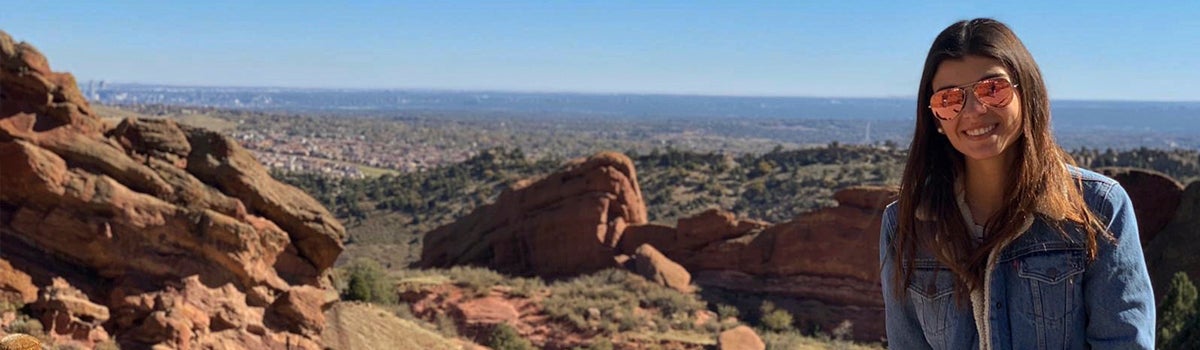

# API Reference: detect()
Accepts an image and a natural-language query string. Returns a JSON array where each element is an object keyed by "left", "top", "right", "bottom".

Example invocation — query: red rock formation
[
  {"left": 633, "top": 244, "right": 693, "bottom": 293},
  {"left": 717, "top": 325, "right": 765, "bottom": 350},
  {"left": 30, "top": 278, "right": 110, "bottom": 348},
  {"left": 676, "top": 186, "right": 896, "bottom": 342},
  {"left": 0, "top": 31, "right": 344, "bottom": 349},
  {"left": 419, "top": 152, "right": 647, "bottom": 277},
  {"left": 0, "top": 259, "right": 36, "bottom": 305},
  {"left": 620, "top": 211, "right": 771, "bottom": 274},
  {"left": 1097, "top": 167, "right": 1184, "bottom": 246},
  {"left": 420, "top": 147, "right": 898, "bottom": 341},
  {"left": 1144, "top": 180, "right": 1200, "bottom": 302}
]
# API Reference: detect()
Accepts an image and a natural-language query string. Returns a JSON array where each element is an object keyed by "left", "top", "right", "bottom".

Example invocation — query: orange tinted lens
[
  {"left": 974, "top": 79, "right": 1014, "bottom": 107},
  {"left": 930, "top": 88, "right": 965, "bottom": 120}
]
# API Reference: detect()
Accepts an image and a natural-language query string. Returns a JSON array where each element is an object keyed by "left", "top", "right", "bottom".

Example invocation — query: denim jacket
[{"left": 879, "top": 167, "right": 1155, "bottom": 349}]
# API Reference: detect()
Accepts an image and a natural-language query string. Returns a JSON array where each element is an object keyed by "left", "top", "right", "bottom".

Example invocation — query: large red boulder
[
  {"left": 1097, "top": 167, "right": 1185, "bottom": 246},
  {"left": 419, "top": 152, "right": 647, "bottom": 277},
  {"left": 718, "top": 325, "right": 765, "bottom": 350},
  {"left": 633, "top": 244, "right": 693, "bottom": 293}
]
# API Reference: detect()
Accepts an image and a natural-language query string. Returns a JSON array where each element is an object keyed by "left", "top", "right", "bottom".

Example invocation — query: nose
[{"left": 960, "top": 92, "right": 988, "bottom": 117}]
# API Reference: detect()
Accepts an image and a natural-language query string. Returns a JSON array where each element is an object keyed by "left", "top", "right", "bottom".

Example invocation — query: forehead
[{"left": 931, "top": 55, "right": 1011, "bottom": 90}]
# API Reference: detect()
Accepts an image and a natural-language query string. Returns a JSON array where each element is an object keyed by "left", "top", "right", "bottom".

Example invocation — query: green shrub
[
  {"left": 446, "top": 266, "right": 505, "bottom": 297},
  {"left": 487, "top": 323, "right": 534, "bottom": 350},
  {"left": 760, "top": 330, "right": 807, "bottom": 350},
  {"left": 1159, "top": 272, "right": 1199, "bottom": 348},
  {"left": 759, "top": 301, "right": 794, "bottom": 333},
  {"left": 4, "top": 315, "right": 44, "bottom": 336},
  {"left": 702, "top": 318, "right": 723, "bottom": 333},
  {"left": 0, "top": 300, "right": 22, "bottom": 313},
  {"left": 716, "top": 304, "right": 740, "bottom": 320},
  {"left": 1168, "top": 314, "right": 1200, "bottom": 350},
  {"left": 508, "top": 276, "right": 546, "bottom": 298},
  {"left": 341, "top": 259, "right": 396, "bottom": 304}
]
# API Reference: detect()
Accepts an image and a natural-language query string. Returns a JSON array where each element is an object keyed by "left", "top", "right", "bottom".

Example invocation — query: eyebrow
[{"left": 933, "top": 73, "right": 1009, "bottom": 92}]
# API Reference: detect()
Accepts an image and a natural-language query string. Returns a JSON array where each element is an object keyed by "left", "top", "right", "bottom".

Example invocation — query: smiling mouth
[{"left": 964, "top": 124, "right": 997, "bottom": 137}]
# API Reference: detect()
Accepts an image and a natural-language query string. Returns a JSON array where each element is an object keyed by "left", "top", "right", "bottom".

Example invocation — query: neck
[{"left": 963, "top": 151, "right": 1015, "bottom": 225}]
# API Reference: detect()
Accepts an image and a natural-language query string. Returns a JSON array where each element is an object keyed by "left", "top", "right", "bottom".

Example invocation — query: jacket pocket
[
  {"left": 1014, "top": 248, "right": 1085, "bottom": 349},
  {"left": 907, "top": 260, "right": 958, "bottom": 337}
]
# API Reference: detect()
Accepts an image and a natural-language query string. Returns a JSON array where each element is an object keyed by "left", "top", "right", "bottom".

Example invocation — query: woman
[{"left": 879, "top": 18, "right": 1155, "bottom": 349}]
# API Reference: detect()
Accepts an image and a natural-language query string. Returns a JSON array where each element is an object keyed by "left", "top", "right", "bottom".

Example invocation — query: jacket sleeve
[
  {"left": 880, "top": 203, "right": 933, "bottom": 349},
  {"left": 1084, "top": 183, "right": 1156, "bottom": 349}
]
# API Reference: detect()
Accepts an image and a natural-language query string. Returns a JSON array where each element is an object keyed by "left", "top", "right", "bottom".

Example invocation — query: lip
[{"left": 960, "top": 123, "right": 999, "bottom": 139}]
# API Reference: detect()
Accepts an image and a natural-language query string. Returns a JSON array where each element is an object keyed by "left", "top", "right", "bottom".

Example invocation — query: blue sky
[{"left": 3, "top": 1, "right": 1198, "bottom": 101}]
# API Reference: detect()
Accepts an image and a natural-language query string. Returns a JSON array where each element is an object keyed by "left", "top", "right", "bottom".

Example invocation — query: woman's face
[{"left": 930, "top": 55, "right": 1023, "bottom": 162}]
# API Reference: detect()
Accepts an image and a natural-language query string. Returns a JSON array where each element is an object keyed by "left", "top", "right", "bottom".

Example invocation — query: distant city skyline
[{"left": 3, "top": 1, "right": 1199, "bottom": 101}]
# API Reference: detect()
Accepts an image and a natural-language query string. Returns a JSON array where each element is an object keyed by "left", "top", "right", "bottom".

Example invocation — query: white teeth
[{"left": 965, "top": 124, "right": 996, "bottom": 136}]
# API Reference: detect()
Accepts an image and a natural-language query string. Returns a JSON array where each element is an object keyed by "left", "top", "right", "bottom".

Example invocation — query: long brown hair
[{"left": 892, "top": 18, "right": 1110, "bottom": 301}]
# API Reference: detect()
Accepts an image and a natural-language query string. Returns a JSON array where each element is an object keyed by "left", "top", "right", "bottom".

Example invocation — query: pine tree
[{"left": 1159, "top": 272, "right": 1198, "bottom": 349}]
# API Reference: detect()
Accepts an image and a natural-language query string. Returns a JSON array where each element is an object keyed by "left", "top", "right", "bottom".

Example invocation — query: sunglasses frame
[{"left": 928, "top": 77, "right": 1019, "bottom": 121}]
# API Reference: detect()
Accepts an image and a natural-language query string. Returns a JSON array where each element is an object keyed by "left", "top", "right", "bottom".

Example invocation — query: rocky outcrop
[
  {"left": 29, "top": 278, "right": 110, "bottom": 348},
  {"left": 1144, "top": 180, "right": 1200, "bottom": 301},
  {"left": 0, "top": 260, "right": 36, "bottom": 305},
  {"left": 1097, "top": 167, "right": 1184, "bottom": 246},
  {"left": 620, "top": 187, "right": 895, "bottom": 340},
  {"left": 681, "top": 186, "right": 896, "bottom": 341},
  {"left": 0, "top": 31, "right": 344, "bottom": 349},
  {"left": 419, "top": 145, "right": 898, "bottom": 341},
  {"left": 419, "top": 152, "right": 647, "bottom": 277}
]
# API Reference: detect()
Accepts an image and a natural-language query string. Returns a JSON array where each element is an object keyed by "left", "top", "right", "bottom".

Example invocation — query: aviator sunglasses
[{"left": 928, "top": 77, "right": 1018, "bottom": 121}]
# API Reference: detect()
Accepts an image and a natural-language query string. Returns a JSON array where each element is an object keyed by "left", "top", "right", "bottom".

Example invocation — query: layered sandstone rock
[
  {"left": 1144, "top": 180, "right": 1200, "bottom": 301},
  {"left": 683, "top": 186, "right": 896, "bottom": 341},
  {"left": 1097, "top": 167, "right": 1184, "bottom": 246},
  {"left": 30, "top": 278, "right": 110, "bottom": 348},
  {"left": 419, "top": 152, "right": 647, "bottom": 277},
  {"left": 421, "top": 151, "right": 897, "bottom": 341},
  {"left": 0, "top": 31, "right": 344, "bottom": 349}
]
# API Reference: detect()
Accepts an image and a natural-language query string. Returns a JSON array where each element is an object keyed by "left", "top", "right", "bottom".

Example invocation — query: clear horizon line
[{"left": 85, "top": 80, "right": 1200, "bottom": 104}]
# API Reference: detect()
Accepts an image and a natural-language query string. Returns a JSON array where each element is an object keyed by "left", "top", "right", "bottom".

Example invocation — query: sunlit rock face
[
  {"left": 0, "top": 30, "right": 345, "bottom": 349},
  {"left": 419, "top": 151, "right": 647, "bottom": 277}
]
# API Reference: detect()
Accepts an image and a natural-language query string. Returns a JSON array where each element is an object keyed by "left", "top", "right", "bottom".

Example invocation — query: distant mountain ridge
[{"left": 85, "top": 83, "right": 1200, "bottom": 130}]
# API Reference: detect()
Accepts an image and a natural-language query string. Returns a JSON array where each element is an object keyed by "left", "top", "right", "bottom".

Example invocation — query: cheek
[
  {"left": 936, "top": 119, "right": 952, "bottom": 131},
  {"left": 1004, "top": 104, "right": 1023, "bottom": 129},
  {"left": 1005, "top": 97, "right": 1023, "bottom": 125}
]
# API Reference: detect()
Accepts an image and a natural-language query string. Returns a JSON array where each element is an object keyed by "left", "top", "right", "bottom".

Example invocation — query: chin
[{"left": 958, "top": 142, "right": 1013, "bottom": 161}]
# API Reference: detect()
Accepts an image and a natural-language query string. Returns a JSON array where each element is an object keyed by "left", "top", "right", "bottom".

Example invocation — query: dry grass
[
  {"left": 758, "top": 330, "right": 884, "bottom": 350},
  {"left": 625, "top": 330, "right": 716, "bottom": 345},
  {"left": 322, "top": 301, "right": 462, "bottom": 350}
]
